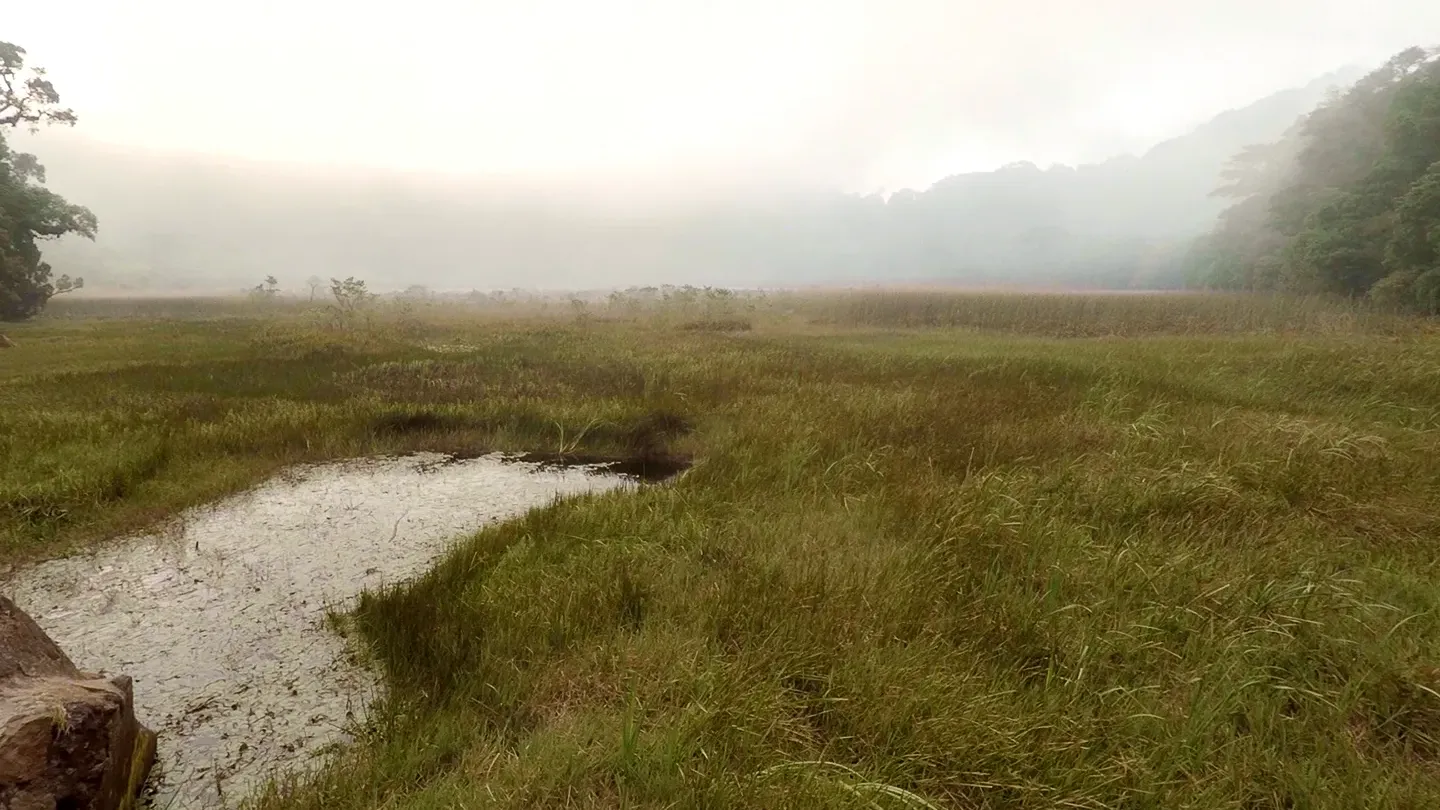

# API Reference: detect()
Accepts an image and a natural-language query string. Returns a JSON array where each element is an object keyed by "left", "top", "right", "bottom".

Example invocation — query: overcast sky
[{"left": 9, "top": 1, "right": 1439, "bottom": 194}]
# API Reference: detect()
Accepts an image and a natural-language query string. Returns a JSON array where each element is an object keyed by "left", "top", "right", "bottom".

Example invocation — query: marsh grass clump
[
  {"left": 5, "top": 292, "right": 1440, "bottom": 808},
  {"left": 623, "top": 410, "right": 694, "bottom": 458}
]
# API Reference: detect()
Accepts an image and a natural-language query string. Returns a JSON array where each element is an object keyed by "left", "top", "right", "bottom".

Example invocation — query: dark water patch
[
  {"left": 370, "top": 409, "right": 470, "bottom": 436},
  {"left": 506, "top": 452, "right": 692, "bottom": 483}
]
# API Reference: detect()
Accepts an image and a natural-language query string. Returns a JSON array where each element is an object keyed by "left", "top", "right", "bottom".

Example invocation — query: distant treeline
[
  {"left": 1189, "top": 46, "right": 1440, "bottom": 312},
  {"left": 28, "top": 66, "right": 1354, "bottom": 295}
]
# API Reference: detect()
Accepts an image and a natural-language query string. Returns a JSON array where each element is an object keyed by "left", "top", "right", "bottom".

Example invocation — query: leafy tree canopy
[
  {"left": 1192, "top": 45, "right": 1440, "bottom": 311},
  {"left": 1, "top": 40, "right": 95, "bottom": 321}
]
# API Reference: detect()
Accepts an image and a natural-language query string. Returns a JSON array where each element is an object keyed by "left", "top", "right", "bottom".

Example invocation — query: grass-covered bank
[{"left": 5, "top": 293, "right": 1440, "bottom": 808}]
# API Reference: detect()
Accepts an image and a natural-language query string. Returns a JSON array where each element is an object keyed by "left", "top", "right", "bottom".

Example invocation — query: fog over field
[{"left": 7, "top": 1, "right": 1439, "bottom": 294}]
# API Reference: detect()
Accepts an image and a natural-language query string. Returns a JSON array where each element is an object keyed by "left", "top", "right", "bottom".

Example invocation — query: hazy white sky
[{"left": 9, "top": 1, "right": 1439, "bottom": 193}]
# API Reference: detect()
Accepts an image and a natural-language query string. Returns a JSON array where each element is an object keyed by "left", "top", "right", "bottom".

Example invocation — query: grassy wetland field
[{"left": 4, "top": 291, "right": 1440, "bottom": 809}]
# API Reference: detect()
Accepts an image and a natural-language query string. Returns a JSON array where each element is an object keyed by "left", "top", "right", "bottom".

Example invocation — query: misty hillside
[
  {"left": 21, "top": 69, "right": 1360, "bottom": 294},
  {"left": 873, "top": 68, "right": 1365, "bottom": 287},
  {"left": 1190, "top": 46, "right": 1440, "bottom": 312}
]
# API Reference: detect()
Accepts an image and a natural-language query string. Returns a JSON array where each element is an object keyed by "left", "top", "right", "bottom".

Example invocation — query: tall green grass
[{"left": 5, "top": 292, "right": 1440, "bottom": 807}]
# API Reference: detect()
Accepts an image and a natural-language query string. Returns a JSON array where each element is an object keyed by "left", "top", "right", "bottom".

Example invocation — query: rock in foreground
[{"left": 0, "top": 594, "right": 155, "bottom": 810}]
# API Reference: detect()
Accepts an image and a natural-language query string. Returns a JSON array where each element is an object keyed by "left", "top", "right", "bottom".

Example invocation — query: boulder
[
  {"left": 0, "top": 593, "right": 80, "bottom": 682},
  {"left": 0, "top": 595, "right": 156, "bottom": 810}
]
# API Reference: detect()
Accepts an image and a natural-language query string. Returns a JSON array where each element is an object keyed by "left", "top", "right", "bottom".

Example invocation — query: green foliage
[
  {"left": 1380, "top": 161, "right": 1440, "bottom": 313},
  {"left": 329, "top": 276, "right": 371, "bottom": 312},
  {"left": 0, "top": 40, "right": 94, "bottom": 321},
  {"left": 0, "top": 41, "right": 75, "bottom": 129},
  {"left": 324, "top": 276, "right": 377, "bottom": 331},
  {"left": 1196, "top": 46, "right": 1440, "bottom": 311}
]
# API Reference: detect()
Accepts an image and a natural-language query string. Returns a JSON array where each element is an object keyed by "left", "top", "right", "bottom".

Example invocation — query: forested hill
[
  {"left": 1189, "top": 46, "right": 1440, "bottom": 312},
  {"left": 22, "top": 69, "right": 1357, "bottom": 293},
  {"left": 866, "top": 68, "right": 1362, "bottom": 288}
]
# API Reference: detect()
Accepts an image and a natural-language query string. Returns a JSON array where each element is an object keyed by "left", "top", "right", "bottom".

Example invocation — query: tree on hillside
[
  {"left": 1194, "top": 45, "right": 1440, "bottom": 310},
  {"left": 1185, "top": 128, "right": 1308, "bottom": 289},
  {"left": 1375, "top": 161, "right": 1440, "bottom": 312},
  {"left": 0, "top": 40, "right": 95, "bottom": 321}
]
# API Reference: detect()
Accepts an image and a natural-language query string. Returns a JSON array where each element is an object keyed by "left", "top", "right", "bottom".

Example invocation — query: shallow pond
[{"left": 4, "top": 452, "right": 632, "bottom": 808}]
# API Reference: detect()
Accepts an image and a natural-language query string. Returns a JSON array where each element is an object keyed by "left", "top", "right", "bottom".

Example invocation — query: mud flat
[{"left": 4, "top": 453, "right": 632, "bottom": 808}]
